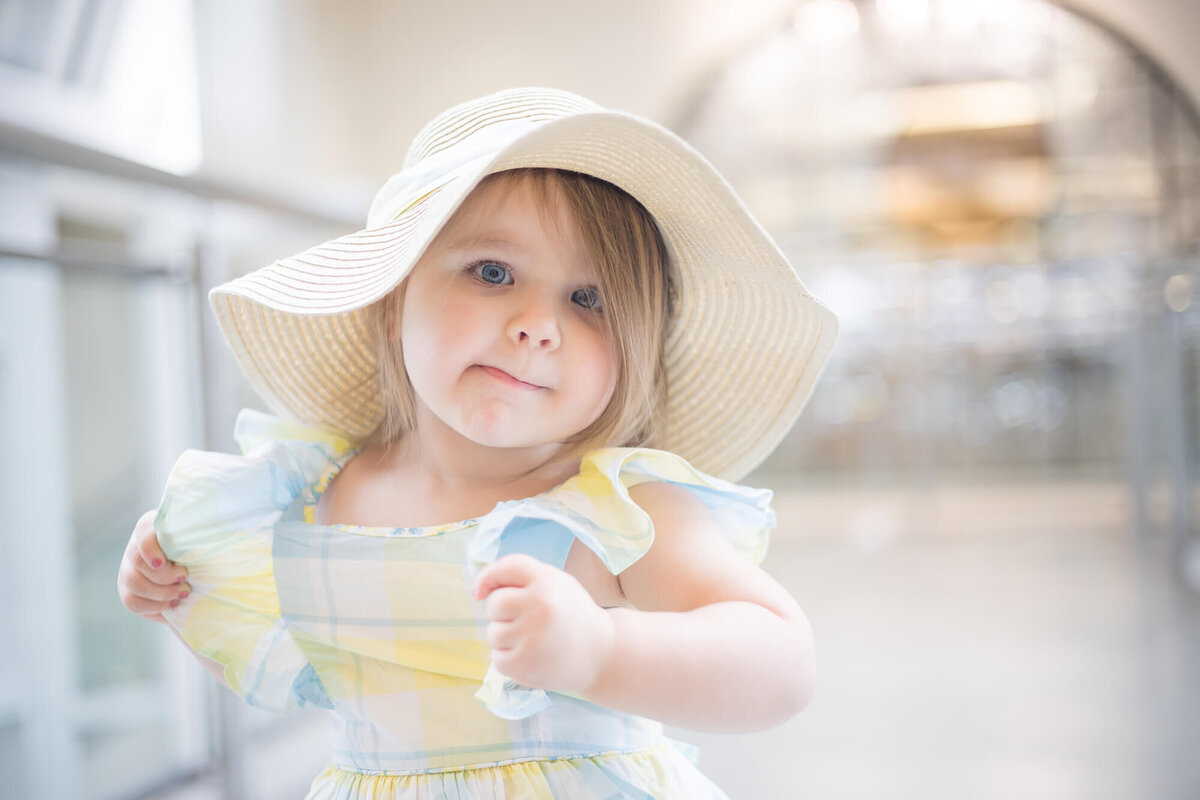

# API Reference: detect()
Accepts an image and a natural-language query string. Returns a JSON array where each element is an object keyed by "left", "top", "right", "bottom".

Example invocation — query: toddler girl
[{"left": 117, "top": 87, "right": 837, "bottom": 799}]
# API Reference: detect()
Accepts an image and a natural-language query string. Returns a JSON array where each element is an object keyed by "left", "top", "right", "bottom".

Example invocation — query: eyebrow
[{"left": 444, "top": 233, "right": 522, "bottom": 253}]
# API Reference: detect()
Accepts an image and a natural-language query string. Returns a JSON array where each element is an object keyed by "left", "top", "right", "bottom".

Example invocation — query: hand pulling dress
[{"left": 156, "top": 409, "right": 777, "bottom": 799}]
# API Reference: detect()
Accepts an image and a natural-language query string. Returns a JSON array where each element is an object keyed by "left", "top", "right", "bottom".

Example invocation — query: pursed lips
[{"left": 477, "top": 364, "right": 546, "bottom": 390}]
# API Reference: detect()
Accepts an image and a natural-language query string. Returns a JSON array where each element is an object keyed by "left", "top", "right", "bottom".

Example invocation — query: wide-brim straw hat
[{"left": 209, "top": 87, "right": 838, "bottom": 482}]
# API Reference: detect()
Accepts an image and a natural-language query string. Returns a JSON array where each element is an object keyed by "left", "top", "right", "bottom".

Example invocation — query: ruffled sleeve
[
  {"left": 154, "top": 409, "right": 356, "bottom": 712},
  {"left": 467, "top": 446, "right": 776, "bottom": 718}
]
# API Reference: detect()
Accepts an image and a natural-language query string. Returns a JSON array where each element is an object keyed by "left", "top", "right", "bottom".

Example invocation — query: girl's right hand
[{"left": 117, "top": 509, "right": 190, "bottom": 624}]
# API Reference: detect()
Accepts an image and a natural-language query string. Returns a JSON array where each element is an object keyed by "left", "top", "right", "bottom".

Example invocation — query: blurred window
[{"left": 685, "top": 0, "right": 1199, "bottom": 494}]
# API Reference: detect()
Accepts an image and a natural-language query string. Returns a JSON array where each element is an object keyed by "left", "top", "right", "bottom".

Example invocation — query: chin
[
  {"left": 452, "top": 421, "right": 545, "bottom": 450},
  {"left": 450, "top": 404, "right": 567, "bottom": 449}
]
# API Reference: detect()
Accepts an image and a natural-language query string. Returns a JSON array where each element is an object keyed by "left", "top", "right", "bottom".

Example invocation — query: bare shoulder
[
  {"left": 314, "top": 447, "right": 387, "bottom": 526},
  {"left": 619, "top": 481, "right": 804, "bottom": 622}
]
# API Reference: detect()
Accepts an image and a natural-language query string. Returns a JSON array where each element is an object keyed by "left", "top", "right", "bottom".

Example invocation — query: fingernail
[
  {"left": 151, "top": 558, "right": 163, "bottom": 569},
  {"left": 178, "top": 590, "right": 189, "bottom": 599},
  {"left": 169, "top": 599, "right": 180, "bottom": 607},
  {"left": 174, "top": 576, "right": 185, "bottom": 584}
]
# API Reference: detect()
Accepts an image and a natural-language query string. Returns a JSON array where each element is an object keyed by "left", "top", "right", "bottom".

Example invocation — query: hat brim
[{"left": 210, "top": 110, "right": 838, "bottom": 481}]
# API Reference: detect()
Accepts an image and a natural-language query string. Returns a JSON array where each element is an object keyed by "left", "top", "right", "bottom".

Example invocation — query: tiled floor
[{"left": 148, "top": 475, "right": 1200, "bottom": 799}]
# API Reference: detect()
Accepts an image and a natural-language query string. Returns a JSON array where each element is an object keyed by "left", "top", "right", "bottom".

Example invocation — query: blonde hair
[{"left": 362, "top": 168, "right": 676, "bottom": 459}]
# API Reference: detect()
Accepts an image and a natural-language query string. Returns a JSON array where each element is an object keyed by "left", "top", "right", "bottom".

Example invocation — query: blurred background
[{"left": 1, "top": 0, "right": 1197, "bottom": 798}]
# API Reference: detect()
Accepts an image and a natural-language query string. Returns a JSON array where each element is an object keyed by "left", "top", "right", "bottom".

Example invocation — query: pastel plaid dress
[{"left": 156, "top": 409, "right": 776, "bottom": 799}]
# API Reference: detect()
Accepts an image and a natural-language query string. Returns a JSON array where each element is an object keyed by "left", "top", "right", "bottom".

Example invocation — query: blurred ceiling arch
[{"left": 664, "top": 0, "right": 1200, "bottom": 139}]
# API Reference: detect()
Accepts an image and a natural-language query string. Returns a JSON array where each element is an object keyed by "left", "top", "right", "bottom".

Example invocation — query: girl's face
[{"left": 399, "top": 177, "right": 619, "bottom": 450}]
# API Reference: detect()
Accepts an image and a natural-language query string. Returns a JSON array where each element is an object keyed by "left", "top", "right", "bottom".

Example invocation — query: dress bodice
[{"left": 155, "top": 408, "right": 776, "bottom": 793}]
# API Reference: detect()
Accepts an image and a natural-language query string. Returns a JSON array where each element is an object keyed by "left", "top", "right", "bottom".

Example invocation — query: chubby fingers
[
  {"left": 118, "top": 510, "right": 189, "bottom": 620},
  {"left": 135, "top": 509, "right": 171, "bottom": 570},
  {"left": 124, "top": 547, "right": 189, "bottom": 597},
  {"left": 472, "top": 553, "right": 545, "bottom": 602},
  {"left": 118, "top": 560, "right": 188, "bottom": 618},
  {"left": 130, "top": 510, "right": 188, "bottom": 585},
  {"left": 474, "top": 555, "right": 546, "bottom": 653},
  {"left": 485, "top": 618, "right": 520, "bottom": 651}
]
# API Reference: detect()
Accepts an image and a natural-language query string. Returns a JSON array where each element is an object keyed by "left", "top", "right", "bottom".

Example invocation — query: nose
[{"left": 507, "top": 295, "right": 561, "bottom": 351}]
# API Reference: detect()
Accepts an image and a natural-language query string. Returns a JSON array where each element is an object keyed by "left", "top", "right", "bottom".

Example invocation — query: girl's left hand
[{"left": 473, "top": 553, "right": 615, "bottom": 694}]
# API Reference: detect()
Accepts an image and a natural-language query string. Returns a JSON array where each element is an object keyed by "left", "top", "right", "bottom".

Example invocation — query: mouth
[{"left": 478, "top": 365, "right": 545, "bottom": 391}]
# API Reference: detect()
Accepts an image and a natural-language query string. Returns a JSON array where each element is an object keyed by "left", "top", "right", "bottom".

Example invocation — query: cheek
[
  {"left": 576, "top": 331, "right": 620, "bottom": 405},
  {"left": 601, "top": 347, "right": 620, "bottom": 398},
  {"left": 402, "top": 293, "right": 475, "bottom": 362},
  {"left": 399, "top": 299, "right": 450, "bottom": 394}
]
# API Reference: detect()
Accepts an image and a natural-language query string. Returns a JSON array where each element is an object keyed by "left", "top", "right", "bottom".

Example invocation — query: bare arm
[
  {"left": 584, "top": 602, "right": 812, "bottom": 732},
  {"left": 580, "top": 483, "right": 815, "bottom": 732}
]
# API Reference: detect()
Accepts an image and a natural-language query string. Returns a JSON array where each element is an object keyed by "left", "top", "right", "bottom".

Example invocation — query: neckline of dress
[{"left": 303, "top": 446, "right": 581, "bottom": 537}]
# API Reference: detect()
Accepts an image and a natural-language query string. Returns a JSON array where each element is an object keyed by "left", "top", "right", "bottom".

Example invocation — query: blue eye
[
  {"left": 572, "top": 286, "right": 602, "bottom": 311},
  {"left": 472, "top": 261, "right": 512, "bottom": 285}
]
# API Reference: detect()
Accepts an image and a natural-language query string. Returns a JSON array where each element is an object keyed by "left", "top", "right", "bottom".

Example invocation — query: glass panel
[
  {"left": 0, "top": 0, "right": 59, "bottom": 72},
  {"left": 60, "top": 265, "right": 195, "bottom": 798},
  {"left": 62, "top": 271, "right": 158, "bottom": 691}
]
